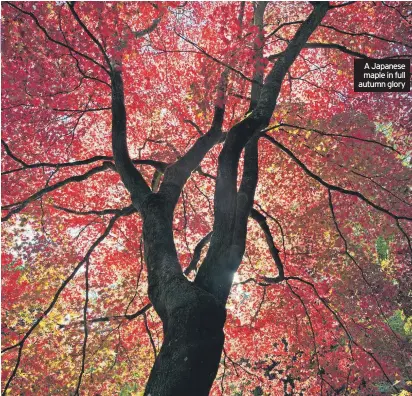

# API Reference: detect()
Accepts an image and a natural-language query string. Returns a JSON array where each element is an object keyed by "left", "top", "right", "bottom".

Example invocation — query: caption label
[{"left": 354, "top": 59, "right": 410, "bottom": 92}]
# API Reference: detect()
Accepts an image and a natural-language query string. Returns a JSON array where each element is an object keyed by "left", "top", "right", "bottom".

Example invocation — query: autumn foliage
[{"left": 1, "top": 1, "right": 412, "bottom": 395}]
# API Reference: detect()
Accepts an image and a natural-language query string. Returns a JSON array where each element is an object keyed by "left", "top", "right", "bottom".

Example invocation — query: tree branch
[
  {"left": 250, "top": 208, "right": 285, "bottom": 282},
  {"left": 175, "top": 32, "right": 260, "bottom": 85},
  {"left": 58, "top": 302, "right": 152, "bottom": 329},
  {"left": 328, "top": 189, "right": 407, "bottom": 348},
  {"left": 285, "top": 276, "right": 399, "bottom": 392},
  {"left": 74, "top": 257, "right": 90, "bottom": 395},
  {"left": 270, "top": 123, "right": 401, "bottom": 155},
  {"left": 53, "top": 204, "right": 136, "bottom": 217},
  {"left": 248, "top": 2, "right": 268, "bottom": 111},
  {"left": 254, "top": 2, "right": 329, "bottom": 122},
  {"left": 158, "top": 70, "right": 228, "bottom": 208},
  {"left": 1, "top": 139, "right": 29, "bottom": 167},
  {"left": 263, "top": 134, "right": 411, "bottom": 221},
  {"left": 67, "top": 2, "right": 112, "bottom": 71},
  {"left": 1, "top": 148, "right": 167, "bottom": 175},
  {"left": 231, "top": 134, "right": 260, "bottom": 260},
  {"left": 306, "top": 42, "right": 411, "bottom": 59},
  {"left": 50, "top": 106, "right": 111, "bottom": 113},
  {"left": 184, "top": 232, "right": 213, "bottom": 275},
  {"left": 6, "top": 2, "right": 110, "bottom": 75},
  {"left": 131, "top": 16, "right": 162, "bottom": 38},
  {"left": 266, "top": 20, "right": 304, "bottom": 40},
  {"left": 287, "top": 282, "right": 326, "bottom": 391},
  {"left": 143, "top": 313, "right": 157, "bottom": 360},
  {"left": 184, "top": 119, "right": 204, "bottom": 136},
  {"left": 111, "top": 71, "right": 151, "bottom": 208},
  {"left": 320, "top": 23, "right": 412, "bottom": 49},
  {"left": 2, "top": 162, "right": 115, "bottom": 221}
]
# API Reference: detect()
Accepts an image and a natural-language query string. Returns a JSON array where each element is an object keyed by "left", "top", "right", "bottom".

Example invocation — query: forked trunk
[
  {"left": 144, "top": 281, "right": 226, "bottom": 396},
  {"left": 140, "top": 196, "right": 226, "bottom": 396}
]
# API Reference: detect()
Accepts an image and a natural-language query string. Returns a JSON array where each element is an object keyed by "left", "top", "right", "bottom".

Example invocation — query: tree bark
[
  {"left": 140, "top": 195, "right": 226, "bottom": 396},
  {"left": 143, "top": 279, "right": 225, "bottom": 396}
]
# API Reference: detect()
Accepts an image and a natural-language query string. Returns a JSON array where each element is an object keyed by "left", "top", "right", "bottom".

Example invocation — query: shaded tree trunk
[
  {"left": 144, "top": 278, "right": 226, "bottom": 396},
  {"left": 140, "top": 195, "right": 226, "bottom": 396}
]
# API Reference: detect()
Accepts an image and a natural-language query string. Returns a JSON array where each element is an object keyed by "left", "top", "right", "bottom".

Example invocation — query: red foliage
[{"left": 2, "top": 2, "right": 411, "bottom": 395}]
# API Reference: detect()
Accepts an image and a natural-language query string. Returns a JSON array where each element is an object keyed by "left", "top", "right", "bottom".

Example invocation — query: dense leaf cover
[{"left": 1, "top": 1, "right": 412, "bottom": 395}]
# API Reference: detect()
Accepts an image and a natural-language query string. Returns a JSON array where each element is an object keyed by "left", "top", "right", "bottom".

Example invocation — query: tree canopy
[{"left": 1, "top": 1, "right": 411, "bottom": 395}]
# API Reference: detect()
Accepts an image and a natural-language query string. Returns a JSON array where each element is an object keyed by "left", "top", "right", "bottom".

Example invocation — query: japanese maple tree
[{"left": 1, "top": 1, "right": 411, "bottom": 395}]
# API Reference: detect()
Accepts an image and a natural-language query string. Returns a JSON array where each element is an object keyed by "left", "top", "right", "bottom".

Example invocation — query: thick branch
[
  {"left": 131, "top": 17, "right": 162, "bottom": 38},
  {"left": 158, "top": 70, "right": 228, "bottom": 208},
  {"left": 248, "top": 2, "right": 268, "bottom": 111},
  {"left": 111, "top": 71, "right": 151, "bottom": 208},
  {"left": 184, "top": 119, "right": 204, "bottom": 136},
  {"left": 305, "top": 42, "right": 369, "bottom": 58},
  {"left": 266, "top": 21, "right": 304, "bottom": 40},
  {"left": 184, "top": 232, "right": 213, "bottom": 275},
  {"left": 53, "top": 204, "right": 136, "bottom": 216},
  {"left": 255, "top": 2, "right": 330, "bottom": 122},
  {"left": 1, "top": 139, "right": 28, "bottom": 167},
  {"left": 232, "top": 135, "right": 260, "bottom": 257}
]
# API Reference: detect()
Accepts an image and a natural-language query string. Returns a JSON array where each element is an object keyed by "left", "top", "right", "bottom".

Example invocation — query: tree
[{"left": 1, "top": 1, "right": 411, "bottom": 394}]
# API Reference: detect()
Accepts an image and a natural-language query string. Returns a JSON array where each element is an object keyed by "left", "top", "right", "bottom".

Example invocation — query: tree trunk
[
  {"left": 144, "top": 279, "right": 226, "bottom": 396},
  {"left": 141, "top": 195, "right": 226, "bottom": 396}
]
